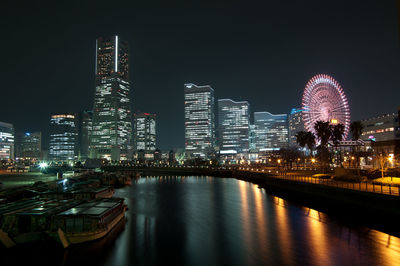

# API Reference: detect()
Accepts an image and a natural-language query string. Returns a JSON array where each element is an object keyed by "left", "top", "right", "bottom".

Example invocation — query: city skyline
[{"left": 1, "top": 1, "right": 400, "bottom": 151}]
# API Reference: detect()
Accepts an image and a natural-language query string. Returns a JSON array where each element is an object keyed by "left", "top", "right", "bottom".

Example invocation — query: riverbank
[{"left": 103, "top": 166, "right": 400, "bottom": 236}]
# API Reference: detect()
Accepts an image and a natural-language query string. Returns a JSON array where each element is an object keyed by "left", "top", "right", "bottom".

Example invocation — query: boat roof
[
  {"left": 57, "top": 198, "right": 124, "bottom": 218},
  {"left": 0, "top": 198, "right": 83, "bottom": 216}
]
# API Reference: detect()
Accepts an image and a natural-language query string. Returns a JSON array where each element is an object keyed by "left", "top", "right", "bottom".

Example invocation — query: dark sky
[{"left": 1, "top": 0, "right": 399, "bottom": 150}]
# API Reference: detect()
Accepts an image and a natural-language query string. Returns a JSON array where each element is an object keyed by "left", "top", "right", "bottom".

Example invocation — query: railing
[{"left": 236, "top": 168, "right": 400, "bottom": 197}]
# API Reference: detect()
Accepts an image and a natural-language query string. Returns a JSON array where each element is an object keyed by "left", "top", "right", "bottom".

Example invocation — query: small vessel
[
  {"left": 0, "top": 197, "right": 126, "bottom": 248},
  {"left": 51, "top": 197, "right": 126, "bottom": 248}
]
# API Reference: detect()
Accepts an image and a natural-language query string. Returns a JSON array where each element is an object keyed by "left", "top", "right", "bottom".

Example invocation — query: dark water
[{"left": 2, "top": 176, "right": 400, "bottom": 265}]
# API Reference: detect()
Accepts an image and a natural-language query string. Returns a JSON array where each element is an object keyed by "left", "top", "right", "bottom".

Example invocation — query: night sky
[{"left": 1, "top": 0, "right": 399, "bottom": 150}]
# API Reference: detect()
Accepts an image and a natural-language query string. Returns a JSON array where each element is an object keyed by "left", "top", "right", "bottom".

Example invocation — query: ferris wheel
[{"left": 302, "top": 74, "right": 350, "bottom": 139}]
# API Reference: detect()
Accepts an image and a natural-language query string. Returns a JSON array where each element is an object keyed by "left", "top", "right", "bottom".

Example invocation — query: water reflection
[{"left": 1, "top": 176, "right": 400, "bottom": 266}]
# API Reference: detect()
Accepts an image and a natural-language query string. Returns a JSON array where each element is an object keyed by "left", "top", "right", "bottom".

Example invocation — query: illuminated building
[
  {"left": 254, "top": 112, "right": 288, "bottom": 151},
  {"left": 0, "top": 122, "right": 14, "bottom": 160},
  {"left": 361, "top": 113, "right": 400, "bottom": 142},
  {"left": 133, "top": 113, "right": 156, "bottom": 152},
  {"left": 218, "top": 99, "right": 250, "bottom": 155},
  {"left": 91, "top": 35, "right": 132, "bottom": 161},
  {"left": 288, "top": 108, "right": 305, "bottom": 147},
  {"left": 78, "top": 111, "right": 92, "bottom": 160},
  {"left": 184, "top": 83, "right": 215, "bottom": 159},
  {"left": 15, "top": 131, "right": 41, "bottom": 159},
  {"left": 49, "top": 114, "right": 78, "bottom": 161},
  {"left": 361, "top": 112, "right": 400, "bottom": 163}
]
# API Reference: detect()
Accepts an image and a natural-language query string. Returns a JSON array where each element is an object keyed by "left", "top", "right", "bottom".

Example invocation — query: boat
[
  {"left": 51, "top": 198, "right": 126, "bottom": 248},
  {"left": 0, "top": 197, "right": 126, "bottom": 248}
]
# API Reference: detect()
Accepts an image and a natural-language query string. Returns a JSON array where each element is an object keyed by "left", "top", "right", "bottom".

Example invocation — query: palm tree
[
  {"left": 304, "top": 131, "right": 316, "bottom": 156},
  {"left": 314, "top": 121, "right": 332, "bottom": 169},
  {"left": 295, "top": 131, "right": 307, "bottom": 150},
  {"left": 350, "top": 121, "right": 364, "bottom": 169},
  {"left": 350, "top": 121, "right": 364, "bottom": 141},
  {"left": 330, "top": 123, "right": 345, "bottom": 166},
  {"left": 314, "top": 121, "right": 331, "bottom": 146}
]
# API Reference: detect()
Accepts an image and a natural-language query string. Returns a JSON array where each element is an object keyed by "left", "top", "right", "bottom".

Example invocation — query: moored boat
[{"left": 50, "top": 198, "right": 126, "bottom": 248}]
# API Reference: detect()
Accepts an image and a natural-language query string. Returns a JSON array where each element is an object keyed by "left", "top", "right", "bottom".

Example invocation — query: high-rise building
[
  {"left": 49, "top": 114, "right": 78, "bottom": 161},
  {"left": 15, "top": 131, "right": 41, "bottom": 159},
  {"left": 0, "top": 122, "right": 14, "bottom": 160},
  {"left": 218, "top": 99, "right": 250, "bottom": 155},
  {"left": 133, "top": 113, "right": 156, "bottom": 152},
  {"left": 254, "top": 112, "right": 288, "bottom": 151},
  {"left": 78, "top": 111, "right": 93, "bottom": 160},
  {"left": 288, "top": 108, "right": 305, "bottom": 147},
  {"left": 91, "top": 36, "right": 132, "bottom": 161},
  {"left": 184, "top": 83, "right": 215, "bottom": 159}
]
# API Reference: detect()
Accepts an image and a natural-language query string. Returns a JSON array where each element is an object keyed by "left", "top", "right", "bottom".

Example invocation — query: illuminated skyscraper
[
  {"left": 288, "top": 108, "right": 305, "bottom": 147},
  {"left": 0, "top": 122, "right": 14, "bottom": 160},
  {"left": 184, "top": 83, "right": 215, "bottom": 159},
  {"left": 90, "top": 36, "right": 132, "bottom": 161},
  {"left": 133, "top": 113, "right": 156, "bottom": 152},
  {"left": 254, "top": 112, "right": 288, "bottom": 151},
  {"left": 78, "top": 110, "right": 92, "bottom": 159},
  {"left": 49, "top": 114, "right": 78, "bottom": 161},
  {"left": 218, "top": 99, "right": 250, "bottom": 155}
]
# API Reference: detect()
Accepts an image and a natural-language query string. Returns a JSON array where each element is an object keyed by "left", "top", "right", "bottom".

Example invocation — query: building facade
[
  {"left": 78, "top": 111, "right": 93, "bottom": 160},
  {"left": 15, "top": 131, "right": 41, "bottom": 160},
  {"left": 254, "top": 112, "right": 288, "bottom": 151},
  {"left": 361, "top": 113, "right": 400, "bottom": 158},
  {"left": 91, "top": 35, "right": 132, "bottom": 161},
  {"left": 361, "top": 113, "right": 400, "bottom": 142},
  {"left": 49, "top": 114, "right": 78, "bottom": 161},
  {"left": 288, "top": 108, "right": 305, "bottom": 147},
  {"left": 184, "top": 83, "right": 215, "bottom": 159},
  {"left": 0, "top": 122, "right": 14, "bottom": 160},
  {"left": 133, "top": 113, "right": 156, "bottom": 152},
  {"left": 218, "top": 99, "right": 250, "bottom": 155}
]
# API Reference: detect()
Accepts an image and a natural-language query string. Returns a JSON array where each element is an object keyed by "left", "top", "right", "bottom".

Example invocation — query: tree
[
  {"left": 314, "top": 121, "right": 332, "bottom": 170},
  {"left": 350, "top": 121, "right": 364, "bottom": 169},
  {"left": 350, "top": 121, "right": 364, "bottom": 141},
  {"left": 304, "top": 131, "right": 316, "bottom": 156},
  {"left": 330, "top": 123, "right": 345, "bottom": 166},
  {"left": 295, "top": 131, "right": 307, "bottom": 150}
]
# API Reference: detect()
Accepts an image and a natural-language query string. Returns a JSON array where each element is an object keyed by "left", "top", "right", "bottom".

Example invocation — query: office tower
[
  {"left": 184, "top": 83, "right": 215, "bottom": 159},
  {"left": 91, "top": 35, "right": 132, "bottom": 161},
  {"left": 249, "top": 124, "right": 256, "bottom": 151},
  {"left": 78, "top": 111, "right": 93, "bottom": 160},
  {"left": 133, "top": 113, "right": 156, "bottom": 152},
  {"left": 0, "top": 122, "right": 14, "bottom": 160},
  {"left": 15, "top": 132, "right": 41, "bottom": 159},
  {"left": 49, "top": 114, "right": 78, "bottom": 161},
  {"left": 288, "top": 108, "right": 305, "bottom": 147},
  {"left": 254, "top": 112, "right": 288, "bottom": 151},
  {"left": 218, "top": 99, "right": 250, "bottom": 155}
]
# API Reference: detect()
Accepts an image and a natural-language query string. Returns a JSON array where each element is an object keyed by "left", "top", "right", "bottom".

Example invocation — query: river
[{"left": 2, "top": 176, "right": 400, "bottom": 265}]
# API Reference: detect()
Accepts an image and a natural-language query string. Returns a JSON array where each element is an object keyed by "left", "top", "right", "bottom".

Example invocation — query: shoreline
[{"left": 103, "top": 166, "right": 400, "bottom": 237}]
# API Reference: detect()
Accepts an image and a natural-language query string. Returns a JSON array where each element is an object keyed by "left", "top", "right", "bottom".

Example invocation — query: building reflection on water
[{"left": 3, "top": 176, "right": 400, "bottom": 266}]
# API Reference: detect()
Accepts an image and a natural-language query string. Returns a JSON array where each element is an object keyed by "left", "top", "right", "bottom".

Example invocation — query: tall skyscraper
[
  {"left": 49, "top": 114, "right": 78, "bottom": 161},
  {"left": 184, "top": 83, "right": 215, "bottom": 159},
  {"left": 288, "top": 108, "right": 305, "bottom": 147},
  {"left": 15, "top": 131, "right": 41, "bottom": 159},
  {"left": 218, "top": 99, "right": 250, "bottom": 155},
  {"left": 78, "top": 110, "right": 93, "bottom": 160},
  {"left": 133, "top": 113, "right": 156, "bottom": 152},
  {"left": 254, "top": 112, "right": 288, "bottom": 151},
  {"left": 0, "top": 122, "right": 14, "bottom": 160},
  {"left": 91, "top": 36, "right": 132, "bottom": 161}
]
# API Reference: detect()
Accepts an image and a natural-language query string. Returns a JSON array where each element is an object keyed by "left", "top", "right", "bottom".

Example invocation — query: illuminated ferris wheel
[{"left": 302, "top": 74, "right": 350, "bottom": 139}]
